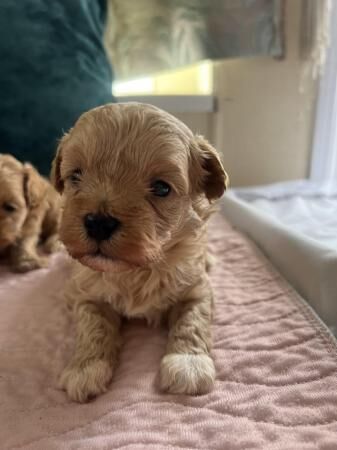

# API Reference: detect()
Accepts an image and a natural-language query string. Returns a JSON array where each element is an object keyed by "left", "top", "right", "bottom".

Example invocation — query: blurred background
[
  {"left": 106, "top": 0, "right": 334, "bottom": 188},
  {"left": 0, "top": 0, "right": 334, "bottom": 188}
]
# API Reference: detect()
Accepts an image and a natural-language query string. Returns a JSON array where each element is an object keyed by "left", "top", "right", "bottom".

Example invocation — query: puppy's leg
[
  {"left": 10, "top": 208, "right": 47, "bottom": 272},
  {"left": 160, "top": 279, "right": 215, "bottom": 395},
  {"left": 205, "top": 252, "right": 216, "bottom": 272},
  {"left": 43, "top": 234, "right": 62, "bottom": 254},
  {"left": 41, "top": 201, "right": 61, "bottom": 254},
  {"left": 60, "top": 301, "right": 122, "bottom": 403}
]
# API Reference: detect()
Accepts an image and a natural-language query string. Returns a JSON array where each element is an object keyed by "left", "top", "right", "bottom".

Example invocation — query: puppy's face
[
  {"left": 0, "top": 155, "right": 28, "bottom": 251},
  {"left": 52, "top": 103, "right": 228, "bottom": 272}
]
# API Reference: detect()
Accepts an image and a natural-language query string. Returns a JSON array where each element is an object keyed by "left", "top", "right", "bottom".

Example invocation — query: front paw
[
  {"left": 59, "top": 359, "right": 114, "bottom": 403},
  {"left": 14, "top": 255, "right": 48, "bottom": 273},
  {"left": 160, "top": 353, "right": 215, "bottom": 395},
  {"left": 43, "top": 237, "right": 64, "bottom": 254}
]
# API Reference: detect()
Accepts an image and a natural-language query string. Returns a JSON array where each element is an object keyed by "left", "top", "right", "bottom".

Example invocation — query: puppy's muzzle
[{"left": 84, "top": 213, "right": 120, "bottom": 241}]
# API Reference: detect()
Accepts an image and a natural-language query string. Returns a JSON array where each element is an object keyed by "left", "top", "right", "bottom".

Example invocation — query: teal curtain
[{"left": 0, "top": 0, "right": 114, "bottom": 175}]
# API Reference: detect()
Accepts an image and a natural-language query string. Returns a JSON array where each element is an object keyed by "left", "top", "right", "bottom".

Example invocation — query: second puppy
[{"left": 0, "top": 154, "right": 60, "bottom": 272}]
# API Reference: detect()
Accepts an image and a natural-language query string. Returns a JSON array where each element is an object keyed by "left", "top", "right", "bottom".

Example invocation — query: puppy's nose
[{"left": 84, "top": 213, "right": 120, "bottom": 241}]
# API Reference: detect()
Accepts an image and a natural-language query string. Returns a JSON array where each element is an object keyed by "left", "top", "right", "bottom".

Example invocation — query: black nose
[{"left": 84, "top": 214, "right": 120, "bottom": 241}]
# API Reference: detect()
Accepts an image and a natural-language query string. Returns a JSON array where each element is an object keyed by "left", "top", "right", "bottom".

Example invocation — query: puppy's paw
[
  {"left": 160, "top": 353, "right": 215, "bottom": 395},
  {"left": 59, "top": 359, "right": 114, "bottom": 403},
  {"left": 43, "top": 236, "right": 63, "bottom": 254},
  {"left": 14, "top": 255, "right": 48, "bottom": 273},
  {"left": 206, "top": 252, "right": 216, "bottom": 272}
]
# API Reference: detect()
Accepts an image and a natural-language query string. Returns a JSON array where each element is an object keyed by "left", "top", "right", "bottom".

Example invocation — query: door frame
[{"left": 310, "top": 0, "right": 337, "bottom": 181}]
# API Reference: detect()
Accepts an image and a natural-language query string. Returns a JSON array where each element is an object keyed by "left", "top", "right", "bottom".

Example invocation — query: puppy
[
  {"left": 0, "top": 154, "right": 61, "bottom": 272},
  {"left": 52, "top": 103, "right": 228, "bottom": 402}
]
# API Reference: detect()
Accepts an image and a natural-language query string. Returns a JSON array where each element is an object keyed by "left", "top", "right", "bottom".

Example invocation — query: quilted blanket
[{"left": 1, "top": 216, "right": 337, "bottom": 449}]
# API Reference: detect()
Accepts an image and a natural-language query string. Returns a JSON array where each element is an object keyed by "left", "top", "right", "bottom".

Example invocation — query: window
[{"left": 113, "top": 61, "right": 213, "bottom": 97}]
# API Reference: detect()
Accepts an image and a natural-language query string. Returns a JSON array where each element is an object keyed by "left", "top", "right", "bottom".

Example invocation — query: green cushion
[{"left": 0, "top": 0, "right": 114, "bottom": 175}]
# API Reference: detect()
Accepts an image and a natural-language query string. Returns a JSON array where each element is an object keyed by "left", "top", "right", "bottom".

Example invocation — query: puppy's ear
[
  {"left": 191, "top": 135, "right": 229, "bottom": 201},
  {"left": 0, "top": 154, "right": 23, "bottom": 172},
  {"left": 51, "top": 131, "right": 71, "bottom": 193},
  {"left": 23, "top": 164, "right": 46, "bottom": 208}
]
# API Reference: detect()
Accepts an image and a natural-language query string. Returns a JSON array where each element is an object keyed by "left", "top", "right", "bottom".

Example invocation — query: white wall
[
  {"left": 174, "top": 112, "right": 212, "bottom": 139},
  {"left": 210, "top": 0, "right": 318, "bottom": 187},
  {"left": 164, "top": 0, "right": 318, "bottom": 188}
]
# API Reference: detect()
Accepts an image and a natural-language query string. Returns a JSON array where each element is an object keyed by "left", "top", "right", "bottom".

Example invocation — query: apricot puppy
[
  {"left": 0, "top": 154, "right": 60, "bottom": 272},
  {"left": 52, "top": 103, "right": 228, "bottom": 402}
]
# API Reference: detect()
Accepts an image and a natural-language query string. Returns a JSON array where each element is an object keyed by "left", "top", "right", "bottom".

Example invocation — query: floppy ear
[
  {"left": 23, "top": 164, "right": 46, "bottom": 208},
  {"left": 0, "top": 153, "right": 23, "bottom": 171},
  {"left": 191, "top": 135, "right": 229, "bottom": 201},
  {"left": 50, "top": 131, "right": 72, "bottom": 193}
]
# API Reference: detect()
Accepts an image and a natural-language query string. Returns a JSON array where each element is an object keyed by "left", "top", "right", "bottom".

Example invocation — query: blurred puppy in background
[
  {"left": 0, "top": 154, "right": 60, "bottom": 272},
  {"left": 52, "top": 103, "right": 228, "bottom": 402}
]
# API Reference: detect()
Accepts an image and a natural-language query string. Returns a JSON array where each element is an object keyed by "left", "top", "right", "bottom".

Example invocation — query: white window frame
[{"left": 310, "top": 0, "right": 337, "bottom": 181}]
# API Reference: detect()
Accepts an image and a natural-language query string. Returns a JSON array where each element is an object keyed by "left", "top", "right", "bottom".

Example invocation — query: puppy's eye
[
  {"left": 3, "top": 202, "right": 16, "bottom": 213},
  {"left": 69, "top": 169, "right": 82, "bottom": 185},
  {"left": 151, "top": 180, "right": 171, "bottom": 197}
]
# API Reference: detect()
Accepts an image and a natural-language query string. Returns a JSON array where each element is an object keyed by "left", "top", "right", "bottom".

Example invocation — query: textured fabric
[
  {"left": 222, "top": 194, "right": 337, "bottom": 334},
  {"left": 0, "top": 0, "right": 114, "bottom": 175},
  {"left": 232, "top": 180, "right": 337, "bottom": 249},
  {"left": 1, "top": 215, "right": 337, "bottom": 449}
]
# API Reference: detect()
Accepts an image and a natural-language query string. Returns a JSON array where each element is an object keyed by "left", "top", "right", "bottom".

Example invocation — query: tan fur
[
  {"left": 0, "top": 154, "right": 61, "bottom": 272},
  {"left": 53, "top": 103, "right": 228, "bottom": 402}
]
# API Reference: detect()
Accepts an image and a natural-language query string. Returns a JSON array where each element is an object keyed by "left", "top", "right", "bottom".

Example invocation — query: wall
[
  {"left": 211, "top": 0, "right": 319, "bottom": 187},
  {"left": 174, "top": 112, "right": 213, "bottom": 140}
]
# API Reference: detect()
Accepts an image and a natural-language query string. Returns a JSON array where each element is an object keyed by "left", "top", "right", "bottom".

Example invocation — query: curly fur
[
  {"left": 52, "top": 103, "right": 228, "bottom": 402},
  {"left": 0, "top": 154, "right": 61, "bottom": 272}
]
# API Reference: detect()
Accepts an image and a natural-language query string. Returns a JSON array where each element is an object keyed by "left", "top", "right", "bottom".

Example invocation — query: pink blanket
[{"left": 1, "top": 216, "right": 337, "bottom": 449}]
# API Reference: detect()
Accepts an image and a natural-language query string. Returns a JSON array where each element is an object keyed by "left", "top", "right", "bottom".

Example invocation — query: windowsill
[{"left": 117, "top": 95, "right": 215, "bottom": 113}]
